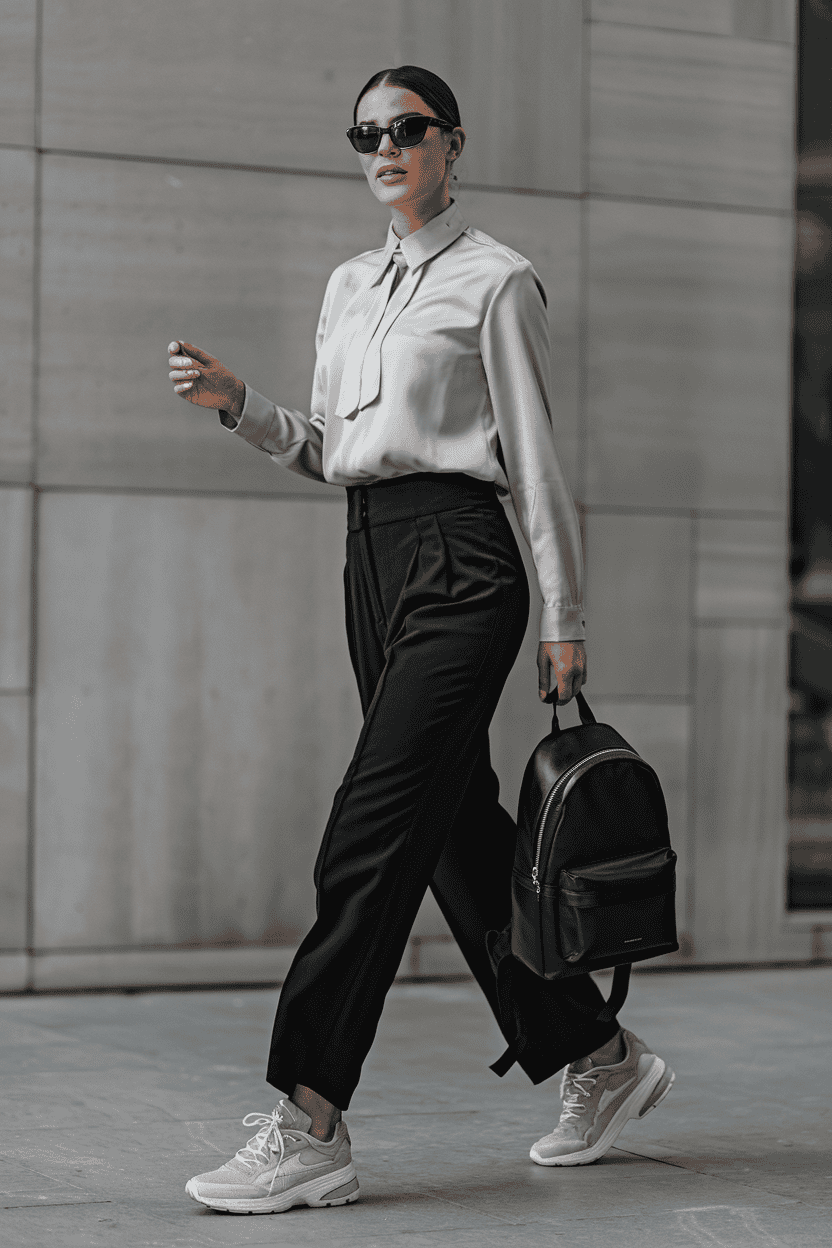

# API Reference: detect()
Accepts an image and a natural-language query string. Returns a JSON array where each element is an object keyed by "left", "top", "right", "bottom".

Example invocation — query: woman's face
[{"left": 354, "top": 83, "right": 463, "bottom": 212}]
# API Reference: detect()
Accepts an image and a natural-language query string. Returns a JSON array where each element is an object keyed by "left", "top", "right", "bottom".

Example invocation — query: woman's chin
[{"left": 372, "top": 181, "right": 411, "bottom": 206}]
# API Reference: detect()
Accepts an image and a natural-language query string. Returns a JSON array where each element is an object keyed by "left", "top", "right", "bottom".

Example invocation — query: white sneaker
[
  {"left": 186, "top": 1098, "right": 359, "bottom": 1214},
  {"left": 530, "top": 1028, "right": 675, "bottom": 1167}
]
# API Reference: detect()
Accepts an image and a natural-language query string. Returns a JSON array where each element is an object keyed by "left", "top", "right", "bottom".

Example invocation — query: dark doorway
[{"left": 789, "top": 0, "right": 832, "bottom": 908}]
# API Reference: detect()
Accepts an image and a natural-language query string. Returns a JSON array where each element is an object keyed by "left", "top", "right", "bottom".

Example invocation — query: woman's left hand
[{"left": 537, "top": 641, "right": 587, "bottom": 705}]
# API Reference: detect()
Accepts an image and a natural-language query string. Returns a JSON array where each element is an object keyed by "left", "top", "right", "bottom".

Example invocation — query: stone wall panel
[
  {"left": 584, "top": 512, "right": 693, "bottom": 699},
  {"left": 586, "top": 200, "right": 793, "bottom": 512},
  {"left": 590, "top": 22, "right": 795, "bottom": 208},
  {"left": 33, "top": 491, "right": 362, "bottom": 949},
  {"left": 0, "top": 150, "right": 36, "bottom": 483},
  {"left": 0, "top": 696, "right": 29, "bottom": 949}
]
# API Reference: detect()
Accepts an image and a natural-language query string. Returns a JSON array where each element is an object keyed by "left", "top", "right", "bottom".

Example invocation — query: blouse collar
[{"left": 379, "top": 199, "right": 468, "bottom": 274}]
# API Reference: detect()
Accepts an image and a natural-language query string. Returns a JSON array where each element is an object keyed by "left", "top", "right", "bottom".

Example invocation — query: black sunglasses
[{"left": 346, "top": 115, "right": 455, "bottom": 154}]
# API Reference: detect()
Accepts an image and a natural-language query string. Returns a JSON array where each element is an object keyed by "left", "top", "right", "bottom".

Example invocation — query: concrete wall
[{"left": 0, "top": 0, "right": 803, "bottom": 992}]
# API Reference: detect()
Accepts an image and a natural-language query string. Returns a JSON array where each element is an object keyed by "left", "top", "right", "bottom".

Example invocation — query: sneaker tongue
[{"left": 278, "top": 1098, "right": 313, "bottom": 1134}]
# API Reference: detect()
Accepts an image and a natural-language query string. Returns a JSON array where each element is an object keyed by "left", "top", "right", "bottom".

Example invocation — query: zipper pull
[{"left": 531, "top": 866, "right": 540, "bottom": 895}]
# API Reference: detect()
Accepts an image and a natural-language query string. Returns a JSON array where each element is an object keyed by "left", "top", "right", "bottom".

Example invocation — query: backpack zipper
[{"left": 531, "top": 747, "right": 641, "bottom": 892}]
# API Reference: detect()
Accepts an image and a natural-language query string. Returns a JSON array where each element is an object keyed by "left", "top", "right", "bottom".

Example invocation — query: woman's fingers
[
  {"left": 168, "top": 340, "right": 203, "bottom": 391},
  {"left": 168, "top": 337, "right": 202, "bottom": 393},
  {"left": 168, "top": 341, "right": 213, "bottom": 395},
  {"left": 558, "top": 645, "right": 587, "bottom": 705},
  {"left": 179, "top": 342, "right": 215, "bottom": 366},
  {"left": 167, "top": 342, "right": 214, "bottom": 371},
  {"left": 538, "top": 641, "right": 587, "bottom": 705},
  {"left": 537, "top": 643, "right": 551, "bottom": 701}
]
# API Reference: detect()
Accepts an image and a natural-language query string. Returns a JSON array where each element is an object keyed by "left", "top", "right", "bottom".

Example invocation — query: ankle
[
  {"left": 290, "top": 1084, "right": 342, "bottom": 1142},
  {"left": 572, "top": 1028, "right": 626, "bottom": 1073},
  {"left": 304, "top": 1111, "right": 339, "bottom": 1143},
  {"left": 310, "top": 1123, "right": 337, "bottom": 1143},
  {"left": 591, "top": 1028, "right": 626, "bottom": 1066}
]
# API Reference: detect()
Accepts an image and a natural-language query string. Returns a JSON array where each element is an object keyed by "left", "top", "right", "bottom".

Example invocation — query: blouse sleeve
[
  {"left": 217, "top": 273, "right": 336, "bottom": 485},
  {"left": 480, "top": 263, "right": 586, "bottom": 643}
]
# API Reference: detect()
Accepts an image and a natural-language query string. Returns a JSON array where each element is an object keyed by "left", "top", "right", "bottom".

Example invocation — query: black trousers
[{"left": 267, "top": 472, "right": 618, "bottom": 1109}]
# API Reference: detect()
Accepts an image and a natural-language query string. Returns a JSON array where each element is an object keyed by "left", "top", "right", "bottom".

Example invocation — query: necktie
[
  {"left": 335, "top": 248, "right": 408, "bottom": 418},
  {"left": 390, "top": 247, "right": 408, "bottom": 292}
]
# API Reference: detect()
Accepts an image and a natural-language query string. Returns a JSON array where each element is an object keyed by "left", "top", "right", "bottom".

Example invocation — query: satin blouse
[{"left": 223, "top": 199, "right": 585, "bottom": 642}]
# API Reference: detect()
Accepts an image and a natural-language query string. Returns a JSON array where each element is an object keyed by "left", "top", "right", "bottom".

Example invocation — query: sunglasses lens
[
  {"left": 348, "top": 117, "right": 440, "bottom": 153},
  {"left": 349, "top": 127, "right": 381, "bottom": 153},
  {"left": 394, "top": 117, "right": 432, "bottom": 147}
]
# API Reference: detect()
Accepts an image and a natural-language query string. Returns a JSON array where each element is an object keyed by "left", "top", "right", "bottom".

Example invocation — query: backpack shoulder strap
[{"left": 489, "top": 963, "right": 633, "bottom": 1077}]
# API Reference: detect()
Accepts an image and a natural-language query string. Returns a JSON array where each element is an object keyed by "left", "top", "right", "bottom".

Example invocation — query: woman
[{"left": 169, "top": 66, "right": 673, "bottom": 1216}]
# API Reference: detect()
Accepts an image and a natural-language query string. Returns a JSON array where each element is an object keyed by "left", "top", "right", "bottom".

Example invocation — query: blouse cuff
[
  {"left": 539, "top": 602, "right": 586, "bottom": 644},
  {"left": 218, "top": 385, "right": 275, "bottom": 447}
]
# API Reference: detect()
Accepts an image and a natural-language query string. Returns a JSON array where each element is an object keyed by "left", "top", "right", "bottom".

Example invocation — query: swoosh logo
[
  {"left": 597, "top": 1075, "right": 637, "bottom": 1115},
  {"left": 279, "top": 1152, "right": 334, "bottom": 1176}
]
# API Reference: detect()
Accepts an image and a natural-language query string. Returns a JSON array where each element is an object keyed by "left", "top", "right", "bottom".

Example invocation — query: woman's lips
[{"left": 378, "top": 169, "right": 406, "bottom": 181}]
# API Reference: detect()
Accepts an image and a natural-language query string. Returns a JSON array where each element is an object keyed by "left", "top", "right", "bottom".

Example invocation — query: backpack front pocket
[{"left": 558, "top": 847, "right": 677, "bottom": 965}]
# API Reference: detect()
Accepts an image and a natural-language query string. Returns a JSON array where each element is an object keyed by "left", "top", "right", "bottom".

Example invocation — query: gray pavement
[{"left": 0, "top": 967, "right": 830, "bottom": 1247}]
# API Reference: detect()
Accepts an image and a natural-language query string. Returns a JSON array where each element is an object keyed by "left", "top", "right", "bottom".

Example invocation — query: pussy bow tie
[{"left": 334, "top": 250, "right": 408, "bottom": 419}]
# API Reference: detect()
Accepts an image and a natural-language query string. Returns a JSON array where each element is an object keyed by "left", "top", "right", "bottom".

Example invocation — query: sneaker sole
[
  {"left": 638, "top": 1064, "right": 675, "bottom": 1117},
  {"left": 185, "top": 1163, "right": 359, "bottom": 1214},
  {"left": 530, "top": 1056, "right": 666, "bottom": 1168}
]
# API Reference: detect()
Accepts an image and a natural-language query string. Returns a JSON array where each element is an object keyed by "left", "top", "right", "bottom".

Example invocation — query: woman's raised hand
[{"left": 167, "top": 340, "right": 246, "bottom": 419}]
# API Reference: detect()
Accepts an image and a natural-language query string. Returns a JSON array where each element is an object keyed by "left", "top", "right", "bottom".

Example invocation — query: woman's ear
[{"left": 446, "top": 128, "right": 465, "bottom": 183}]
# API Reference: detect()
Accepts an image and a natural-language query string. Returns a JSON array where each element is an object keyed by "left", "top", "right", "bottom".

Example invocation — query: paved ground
[{"left": 0, "top": 966, "right": 829, "bottom": 1247}]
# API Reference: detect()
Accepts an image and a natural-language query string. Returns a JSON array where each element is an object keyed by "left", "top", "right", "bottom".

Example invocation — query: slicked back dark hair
[{"left": 352, "top": 65, "right": 461, "bottom": 128}]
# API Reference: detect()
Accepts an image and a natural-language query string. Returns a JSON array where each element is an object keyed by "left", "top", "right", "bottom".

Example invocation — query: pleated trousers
[{"left": 266, "top": 472, "right": 618, "bottom": 1109}]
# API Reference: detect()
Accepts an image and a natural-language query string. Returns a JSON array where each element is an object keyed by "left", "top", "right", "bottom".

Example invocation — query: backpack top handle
[{"left": 548, "top": 690, "right": 597, "bottom": 735}]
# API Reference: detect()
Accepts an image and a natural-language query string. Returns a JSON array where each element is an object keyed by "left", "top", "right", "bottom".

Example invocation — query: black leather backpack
[{"left": 488, "top": 692, "right": 677, "bottom": 1076}]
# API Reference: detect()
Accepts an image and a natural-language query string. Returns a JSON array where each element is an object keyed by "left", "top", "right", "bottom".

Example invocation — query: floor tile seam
[
  {"left": 638, "top": 1164, "right": 812, "bottom": 1198},
  {"left": 2, "top": 1198, "right": 112, "bottom": 1210},
  {"left": 621, "top": 1142, "right": 801, "bottom": 1164},
  {"left": 0, "top": 1115, "right": 184, "bottom": 1131},
  {"left": 0, "top": 1118, "right": 260, "bottom": 1136},
  {"left": 8, "top": 1066, "right": 210, "bottom": 1080},
  {"left": 658, "top": 1163, "right": 812, "bottom": 1203},
  {"left": 512, "top": 1210, "right": 684, "bottom": 1226},
  {"left": 0, "top": 1156, "right": 96, "bottom": 1189},
  {"left": 237, "top": 1235, "right": 473, "bottom": 1248},
  {"left": 391, "top": 1189, "right": 530, "bottom": 1226},
  {"left": 90, "top": 1100, "right": 186, "bottom": 1124},
  {"left": 609, "top": 1155, "right": 807, "bottom": 1206},
  {"left": 616, "top": 1142, "right": 822, "bottom": 1193},
  {"left": 519, "top": 1205, "right": 803, "bottom": 1227},
  {"left": 5, "top": 1054, "right": 169, "bottom": 1065}
]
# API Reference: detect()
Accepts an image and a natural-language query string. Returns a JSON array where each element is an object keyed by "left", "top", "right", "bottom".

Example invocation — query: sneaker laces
[
  {"left": 233, "top": 1108, "right": 298, "bottom": 1176},
  {"left": 559, "top": 1071, "right": 597, "bottom": 1122}
]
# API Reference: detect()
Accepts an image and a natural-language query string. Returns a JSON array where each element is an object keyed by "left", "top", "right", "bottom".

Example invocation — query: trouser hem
[
  {"left": 515, "top": 1017, "right": 623, "bottom": 1086},
  {"left": 266, "top": 1063, "right": 352, "bottom": 1114}
]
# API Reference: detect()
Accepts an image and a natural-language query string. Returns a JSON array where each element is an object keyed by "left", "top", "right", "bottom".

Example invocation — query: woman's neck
[{"left": 389, "top": 189, "right": 452, "bottom": 239}]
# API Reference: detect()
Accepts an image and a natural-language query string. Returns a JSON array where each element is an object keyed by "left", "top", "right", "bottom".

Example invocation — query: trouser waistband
[{"left": 346, "top": 472, "right": 499, "bottom": 531}]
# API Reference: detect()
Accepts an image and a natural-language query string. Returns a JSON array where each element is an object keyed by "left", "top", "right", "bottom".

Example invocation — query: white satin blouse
[{"left": 223, "top": 199, "right": 585, "bottom": 642}]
